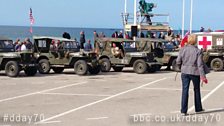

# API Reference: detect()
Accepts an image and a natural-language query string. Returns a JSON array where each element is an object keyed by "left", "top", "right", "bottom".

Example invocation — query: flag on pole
[
  {"left": 180, "top": 31, "right": 190, "bottom": 47},
  {"left": 30, "top": 8, "right": 34, "bottom": 25},
  {"left": 29, "top": 8, "right": 34, "bottom": 33}
]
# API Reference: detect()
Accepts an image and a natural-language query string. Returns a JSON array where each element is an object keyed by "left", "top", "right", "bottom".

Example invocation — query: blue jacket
[{"left": 84, "top": 43, "right": 92, "bottom": 51}]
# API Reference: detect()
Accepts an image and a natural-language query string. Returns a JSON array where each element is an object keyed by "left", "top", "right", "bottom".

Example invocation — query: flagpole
[
  {"left": 134, "top": 0, "right": 137, "bottom": 26},
  {"left": 190, "top": 0, "right": 193, "bottom": 34},
  {"left": 124, "top": 0, "right": 127, "bottom": 38},
  {"left": 124, "top": 0, "right": 127, "bottom": 14},
  {"left": 182, "top": 0, "right": 185, "bottom": 38}
]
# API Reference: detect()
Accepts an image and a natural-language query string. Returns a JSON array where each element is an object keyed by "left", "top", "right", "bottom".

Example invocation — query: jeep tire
[
  {"left": 52, "top": 67, "right": 64, "bottom": 73},
  {"left": 38, "top": 59, "right": 51, "bottom": 74},
  {"left": 74, "top": 60, "right": 88, "bottom": 75},
  {"left": 100, "top": 58, "right": 111, "bottom": 72},
  {"left": 133, "top": 59, "right": 148, "bottom": 74},
  {"left": 24, "top": 67, "right": 37, "bottom": 76},
  {"left": 210, "top": 58, "right": 223, "bottom": 71},
  {"left": 5, "top": 61, "right": 20, "bottom": 77}
]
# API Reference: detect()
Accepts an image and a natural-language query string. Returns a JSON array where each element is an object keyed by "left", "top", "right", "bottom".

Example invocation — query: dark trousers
[{"left": 181, "top": 73, "right": 203, "bottom": 113}]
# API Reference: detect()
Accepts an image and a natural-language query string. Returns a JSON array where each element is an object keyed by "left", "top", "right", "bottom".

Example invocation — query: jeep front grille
[{"left": 20, "top": 53, "right": 35, "bottom": 63}]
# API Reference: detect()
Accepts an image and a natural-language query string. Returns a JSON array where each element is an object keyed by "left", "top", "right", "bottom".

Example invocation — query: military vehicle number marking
[
  {"left": 38, "top": 40, "right": 47, "bottom": 47},
  {"left": 216, "top": 38, "right": 223, "bottom": 45}
]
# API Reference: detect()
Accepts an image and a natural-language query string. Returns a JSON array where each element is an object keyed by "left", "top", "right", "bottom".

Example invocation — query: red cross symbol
[{"left": 199, "top": 36, "right": 212, "bottom": 49}]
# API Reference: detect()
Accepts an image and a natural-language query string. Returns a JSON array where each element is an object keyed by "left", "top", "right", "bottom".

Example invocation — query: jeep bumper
[{"left": 19, "top": 63, "right": 37, "bottom": 69}]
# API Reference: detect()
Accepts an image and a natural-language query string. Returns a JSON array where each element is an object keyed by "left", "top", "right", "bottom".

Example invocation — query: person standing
[
  {"left": 15, "top": 41, "right": 22, "bottom": 52},
  {"left": 14, "top": 38, "right": 21, "bottom": 51},
  {"left": 93, "top": 30, "right": 98, "bottom": 42},
  {"left": 125, "top": 32, "right": 130, "bottom": 39},
  {"left": 21, "top": 41, "right": 27, "bottom": 51},
  {"left": 118, "top": 31, "right": 124, "bottom": 38},
  {"left": 140, "top": 32, "right": 145, "bottom": 38},
  {"left": 176, "top": 34, "right": 209, "bottom": 116},
  {"left": 84, "top": 39, "right": 93, "bottom": 51},
  {"left": 111, "top": 31, "right": 118, "bottom": 38},
  {"left": 80, "top": 31, "right": 86, "bottom": 51},
  {"left": 207, "top": 28, "right": 213, "bottom": 32},
  {"left": 200, "top": 27, "right": 204, "bottom": 32},
  {"left": 24, "top": 38, "right": 33, "bottom": 51}
]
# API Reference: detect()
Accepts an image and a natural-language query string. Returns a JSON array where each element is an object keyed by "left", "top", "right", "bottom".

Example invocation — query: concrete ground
[{"left": 0, "top": 68, "right": 223, "bottom": 126}]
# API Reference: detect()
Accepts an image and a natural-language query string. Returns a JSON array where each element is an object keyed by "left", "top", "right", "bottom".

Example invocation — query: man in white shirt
[{"left": 21, "top": 42, "right": 27, "bottom": 51}]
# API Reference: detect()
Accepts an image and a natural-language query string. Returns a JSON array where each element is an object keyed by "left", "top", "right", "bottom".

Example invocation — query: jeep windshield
[
  {"left": 0, "top": 40, "right": 14, "bottom": 52},
  {"left": 123, "top": 41, "right": 138, "bottom": 52},
  {"left": 63, "top": 41, "right": 79, "bottom": 52}
]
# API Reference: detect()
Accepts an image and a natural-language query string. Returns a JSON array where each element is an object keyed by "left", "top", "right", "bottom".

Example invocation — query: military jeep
[
  {"left": 95, "top": 38, "right": 161, "bottom": 74},
  {"left": 0, "top": 37, "right": 37, "bottom": 77},
  {"left": 139, "top": 32, "right": 224, "bottom": 72},
  {"left": 192, "top": 32, "right": 224, "bottom": 71},
  {"left": 33, "top": 36, "right": 100, "bottom": 75},
  {"left": 135, "top": 38, "right": 180, "bottom": 71}
]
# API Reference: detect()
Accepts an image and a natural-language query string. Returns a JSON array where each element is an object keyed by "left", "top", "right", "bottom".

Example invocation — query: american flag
[
  {"left": 29, "top": 8, "right": 34, "bottom": 33},
  {"left": 30, "top": 8, "right": 34, "bottom": 25}
]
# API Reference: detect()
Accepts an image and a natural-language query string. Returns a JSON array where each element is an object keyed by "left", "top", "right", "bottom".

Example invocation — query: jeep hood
[
  {"left": 69, "top": 52, "right": 96, "bottom": 57},
  {"left": 1, "top": 52, "right": 21, "bottom": 58},
  {"left": 69, "top": 52, "right": 82, "bottom": 57},
  {"left": 126, "top": 52, "right": 149, "bottom": 57}
]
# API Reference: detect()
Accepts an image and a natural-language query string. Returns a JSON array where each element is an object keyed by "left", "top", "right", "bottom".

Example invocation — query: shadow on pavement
[{"left": 190, "top": 108, "right": 224, "bottom": 115}]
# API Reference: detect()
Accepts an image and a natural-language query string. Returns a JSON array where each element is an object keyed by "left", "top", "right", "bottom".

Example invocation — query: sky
[{"left": 0, "top": 0, "right": 224, "bottom": 30}]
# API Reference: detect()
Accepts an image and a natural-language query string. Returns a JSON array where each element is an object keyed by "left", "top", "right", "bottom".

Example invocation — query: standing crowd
[
  {"left": 14, "top": 38, "right": 33, "bottom": 52},
  {"left": 13, "top": 26, "right": 212, "bottom": 52}
]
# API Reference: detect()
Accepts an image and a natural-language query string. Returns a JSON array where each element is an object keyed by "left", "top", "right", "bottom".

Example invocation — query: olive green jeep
[
  {"left": 135, "top": 38, "right": 180, "bottom": 71},
  {"left": 137, "top": 32, "right": 224, "bottom": 72},
  {"left": 33, "top": 36, "right": 100, "bottom": 75},
  {"left": 95, "top": 38, "right": 161, "bottom": 74},
  {"left": 0, "top": 37, "right": 37, "bottom": 77},
  {"left": 156, "top": 32, "right": 224, "bottom": 72}
]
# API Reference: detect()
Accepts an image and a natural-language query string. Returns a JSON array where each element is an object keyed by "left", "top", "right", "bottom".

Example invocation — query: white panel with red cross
[{"left": 197, "top": 36, "right": 212, "bottom": 50}]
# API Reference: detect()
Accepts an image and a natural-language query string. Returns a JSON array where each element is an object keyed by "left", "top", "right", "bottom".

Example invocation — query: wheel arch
[
  {"left": 99, "top": 55, "right": 110, "bottom": 60},
  {"left": 207, "top": 56, "right": 223, "bottom": 67},
  {"left": 130, "top": 57, "right": 145, "bottom": 67},
  {"left": 69, "top": 57, "right": 88, "bottom": 66},
  {"left": 168, "top": 56, "right": 178, "bottom": 66},
  {"left": 0, "top": 58, "right": 19, "bottom": 70},
  {"left": 37, "top": 56, "right": 49, "bottom": 63}
]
